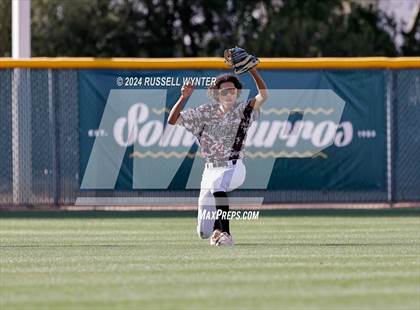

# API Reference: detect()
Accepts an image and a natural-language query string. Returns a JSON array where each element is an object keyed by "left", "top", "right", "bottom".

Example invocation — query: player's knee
[
  {"left": 198, "top": 230, "right": 211, "bottom": 239},
  {"left": 197, "top": 230, "right": 212, "bottom": 239},
  {"left": 197, "top": 224, "right": 212, "bottom": 239}
]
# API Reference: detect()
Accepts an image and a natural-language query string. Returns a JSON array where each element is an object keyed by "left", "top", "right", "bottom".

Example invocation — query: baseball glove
[{"left": 224, "top": 47, "right": 260, "bottom": 74}]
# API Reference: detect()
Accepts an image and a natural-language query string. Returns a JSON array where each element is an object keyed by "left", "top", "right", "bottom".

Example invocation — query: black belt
[{"left": 205, "top": 159, "right": 238, "bottom": 169}]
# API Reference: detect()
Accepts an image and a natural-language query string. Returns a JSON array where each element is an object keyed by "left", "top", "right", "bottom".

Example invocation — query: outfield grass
[{"left": 0, "top": 209, "right": 419, "bottom": 310}]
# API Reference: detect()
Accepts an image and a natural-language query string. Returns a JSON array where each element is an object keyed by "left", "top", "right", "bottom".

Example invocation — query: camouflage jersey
[{"left": 178, "top": 100, "right": 259, "bottom": 163}]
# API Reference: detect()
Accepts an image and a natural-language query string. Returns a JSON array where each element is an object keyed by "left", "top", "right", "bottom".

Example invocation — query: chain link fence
[
  {"left": 392, "top": 70, "right": 420, "bottom": 201},
  {"left": 0, "top": 68, "right": 419, "bottom": 206},
  {"left": 0, "top": 69, "right": 12, "bottom": 205}
]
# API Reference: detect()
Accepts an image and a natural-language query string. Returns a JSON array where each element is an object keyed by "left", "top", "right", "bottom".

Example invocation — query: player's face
[{"left": 218, "top": 82, "right": 238, "bottom": 107}]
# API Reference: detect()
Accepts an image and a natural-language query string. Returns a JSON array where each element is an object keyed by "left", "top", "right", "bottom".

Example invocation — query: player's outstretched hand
[
  {"left": 181, "top": 83, "right": 194, "bottom": 98},
  {"left": 224, "top": 47, "right": 260, "bottom": 75}
]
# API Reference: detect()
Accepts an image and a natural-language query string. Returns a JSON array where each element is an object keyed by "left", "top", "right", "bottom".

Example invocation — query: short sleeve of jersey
[{"left": 178, "top": 104, "right": 208, "bottom": 136}]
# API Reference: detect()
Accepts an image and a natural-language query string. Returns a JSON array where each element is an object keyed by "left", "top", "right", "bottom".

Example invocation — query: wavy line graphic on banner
[
  {"left": 129, "top": 151, "right": 327, "bottom": 159},
  {"left": 152, "top": 108, "right": 171, "bottom": 114},
  {"left": 151, "top": 107, "right": 333, "bottom": 115},
  {"left": 259, "top": 108, "right": 333, "bottom": 115},
  {"left": 246, "top": 151, "right": 328, "bottom": 159}
]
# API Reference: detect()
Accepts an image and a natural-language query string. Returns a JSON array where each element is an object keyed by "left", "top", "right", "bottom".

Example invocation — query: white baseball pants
[{"left": 196, "top": 159, "right": 246, "bottom": 239}]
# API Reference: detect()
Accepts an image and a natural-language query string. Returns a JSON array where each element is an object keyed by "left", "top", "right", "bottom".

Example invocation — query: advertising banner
[{"left": 79, "top": 69, "right": 386, "bottom": 191}]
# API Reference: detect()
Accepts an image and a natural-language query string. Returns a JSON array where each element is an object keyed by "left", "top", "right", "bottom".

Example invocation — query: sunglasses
[{"left": 219, "top": 87, "right": 237, "bottom": 97}]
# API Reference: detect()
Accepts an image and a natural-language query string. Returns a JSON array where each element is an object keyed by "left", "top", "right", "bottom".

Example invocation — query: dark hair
[{"left": 208, "top": 74, "right": 242, "bottom": 102}]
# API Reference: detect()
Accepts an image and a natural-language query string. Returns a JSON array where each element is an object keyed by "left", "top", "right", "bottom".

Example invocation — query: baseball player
[{"left": 167, "top": 48, "right": 267, "bottom": 246}]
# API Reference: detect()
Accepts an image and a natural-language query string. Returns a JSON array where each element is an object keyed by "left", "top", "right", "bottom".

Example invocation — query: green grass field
[{"left": 1, "top": 209, "right": 419, "bottom": 310}]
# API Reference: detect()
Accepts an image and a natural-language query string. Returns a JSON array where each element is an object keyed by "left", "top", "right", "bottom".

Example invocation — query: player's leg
[
  {"left": 226, "top": 160, "right": 246, "bottom": 191},
  {"left": 210, "top": 162, "right": 246, "bottom": 245},
  {"left": 196, "top": 161, "right": 246, "bottom": 244},
  {"left": 196, "top": 188, "right": 216, "bottom": 239},
  {"left": 213, "top": 191, "right": 230, "bottom": 234}
]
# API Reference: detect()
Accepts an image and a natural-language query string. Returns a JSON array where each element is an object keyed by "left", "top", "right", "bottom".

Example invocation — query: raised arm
[
  {"left": 248, "top": 67, "right": 268, "bottom": 110},
  {"left": 167, "top": 83, "right": 194, "bottom": 125}
]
